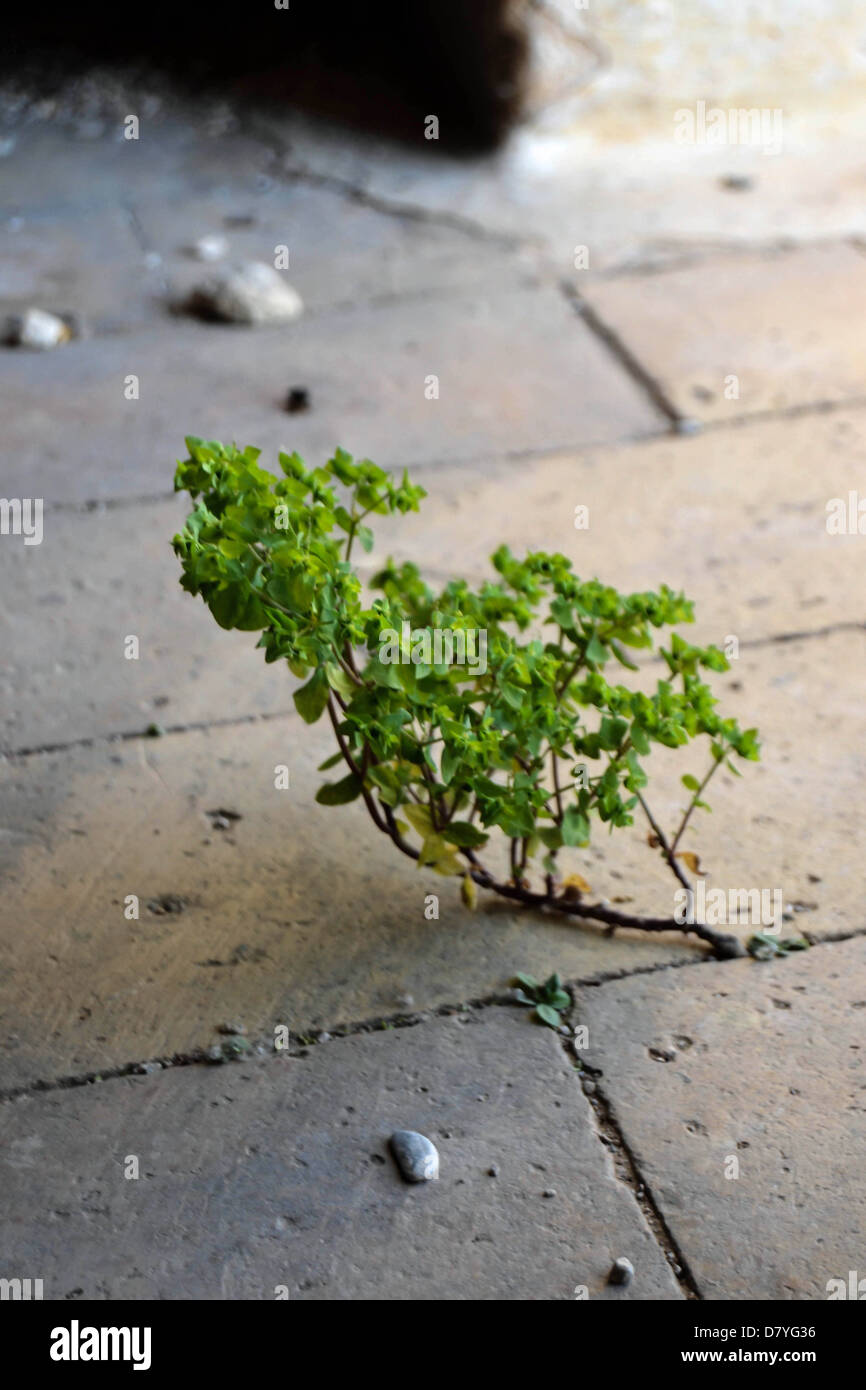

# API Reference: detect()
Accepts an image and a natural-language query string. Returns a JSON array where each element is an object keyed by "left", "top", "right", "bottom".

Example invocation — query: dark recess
[{"left": 2, "top": 0, "right": 530, "bottom": 149}]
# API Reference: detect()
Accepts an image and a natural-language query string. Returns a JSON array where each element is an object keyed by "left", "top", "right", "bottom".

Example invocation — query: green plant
[
  {"left": 747, "top": 933, "right": 810, "bottom": 961},
  {"left": 172, "top": 439, "right": 761, "bottom": 959},
  {"left": 512, "top": 972, "right": 571, "bottom": 1028}
]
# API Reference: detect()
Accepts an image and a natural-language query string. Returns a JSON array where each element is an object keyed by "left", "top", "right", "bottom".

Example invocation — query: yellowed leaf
[
  {"left": 461, "top": 872, "right": 477, "bottom": 911},
  {"left": 675, "top": 850, "right": 706, "bottom": 877}
]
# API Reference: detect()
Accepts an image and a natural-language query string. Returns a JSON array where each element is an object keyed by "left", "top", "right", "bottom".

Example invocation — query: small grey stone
[
  {"left": 187, "top": 261, "right": 303, "bottom": 326},
  {"left": 542, "top": 1188, "right": 556, "bottom": 1198},
  {"left": 315, "top": 1031, "right": 332, "bottom": 1044},
  {"left": 206, "top": 1045, "right": 225, "bottom": 1064},
  {"left": 389, "top": 1130, "right": 439, "bottom": 1183},
  {"left": 608, "top": 1257, "right": 634, "bottom": 1286},
  {"left": 487, "top": 1163, "right": 500, "bottom": 1177},
  {"left": 135, "top": 1061, "right": 163, "bottom": 1075},
  {"left": 217, "top": 1021, "right": 246, "bottom": 1036}
]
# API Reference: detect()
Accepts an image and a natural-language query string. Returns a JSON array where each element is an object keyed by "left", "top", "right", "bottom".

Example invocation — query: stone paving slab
[
  {"left": 0, "top": 206, "right": 163, "bottom": 334},
  {"left": 368, "top": 407, "right": 866, "bottom": 645},
  {"left": 0, "top": 717, "right": 700, "bottom": 1092},
  {"left": 0, "top": 1009, "right": 682, "bottom": 1300},
  {"left": 0, "top": 496, "right": 287, "bottom": 754},
  {"left": 576, "top": 936, "right": 866, "bottom": 1300},
  {"left": 5, "top": 408, "right": 864, "bottom": 753},
  {"left": 3, "top": 125, "right": 542, "bottom": 330},
  {"left": 521, "top": 632, "right": 865, "bottom": 953},
  {"left": 134, "top": 184, "right": 541, "bottom": 318},
  {"left": 273, "top": 112, "right": 866, "bottom": 270},
  {"left": 3, "top": 123, "right": 281, "bottom": 220},
  {"left": 0, "top": 282, "right": 662, "bottom": 507},
  {"left": 1, "top": 626, "right": 861, "bottom": 1089},
  {"left": 582, "top": 244, "right": 866, "bottom": 423}
]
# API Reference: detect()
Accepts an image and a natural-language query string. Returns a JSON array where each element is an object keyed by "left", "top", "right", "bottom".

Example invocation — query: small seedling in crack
[
  {"left": 172, "top": 440, "right": 762, "bottom": 959},
  {"left": 747, "top": 933, "right": 810, "bottom": 961},
  {"left": 512, "top": 972, "right": 571, "bottom": 1029}
]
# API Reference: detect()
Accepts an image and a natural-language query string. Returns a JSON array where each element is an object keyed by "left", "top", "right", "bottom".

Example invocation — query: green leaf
[
  {"left": 315, "top": 772, "right": 364, "bottom": 805},
  {"left": 535, "top": 1003, "right": 562, "bottom": 1029},
  {"left": 326, "top": 662, "right": 356, "bottom": 704},
  {"left": 681, "top": 774, "right": 701, "bottom": 792},
  {"left": 513, "top": 973, "right": 540, "bottom": 991},
  {"left": 294, "top": 669, "right": 329, "bottom": 724},
  {"left": 443, "top": 821, "right": 489, "bottom": 849},
  {"left": 317, "top": 750, "right": 344, "bottom": 771},
  {"left": 585, "top": 634, "right": 609, "bottom": 666},
  {"left": 561, "top": 807, "right": 590, "bottom": 847},
  {"left": 404, "top": 803, "right": 434, "bottom": 837}
]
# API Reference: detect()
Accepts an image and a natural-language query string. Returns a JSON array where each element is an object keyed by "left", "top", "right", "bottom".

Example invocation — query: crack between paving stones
[
  {"left": 4, "top": 621, "right": 862, "bottom": 762},
  {"left": 5, "top": 929, "right": 865, "bottom": 1105},
  {"left": 560, "top": 280, "right": 866, "bottom": 439},
  {"left": 592, "top": 233, "right": 866, "bottom": 282},
  {"left": 40, "top": 385, "right": 866, "bottom": 519},
  {"left": 563, "top": 1034, "right": 702, "bottom": 1299},
  {"left": 241, "top": 111, "right": 539, "bottom": 253},
  {"left": 559, "top": 280, "right": 682, "bottom": 428},
  {"left": 2, "top": 708, "right": 293, "bottom": 760}
]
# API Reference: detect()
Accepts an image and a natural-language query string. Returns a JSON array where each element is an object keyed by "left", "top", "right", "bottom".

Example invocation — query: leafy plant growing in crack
[
  {"left": 172, "top": 439, "right": 761, "bottom": 960},
  {"left": 512, "top": 972, "right": 571, "bottom": 1029}
]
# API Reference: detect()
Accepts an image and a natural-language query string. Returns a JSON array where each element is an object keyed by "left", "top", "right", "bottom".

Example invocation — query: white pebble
[
  {"left": 191, "top": 234, "right": 229, "bottom": 262},
  {"left": 8, "top": 308, "right": 70, "bottom": 350},
  {"left": 189, "top": 261, "right": 303, "bottom": 326}
]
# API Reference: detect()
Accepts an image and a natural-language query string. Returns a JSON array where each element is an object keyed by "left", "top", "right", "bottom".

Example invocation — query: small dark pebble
[
  {"left": 487, "top": 1164, "right": 500, "bottom": 1177},
  {"left": 720, "top": 173, "right": 754, "bottom": 191},
  {"left": 146, "top": 894, "right": 186, "bottom": 916},
  {"left": 286, "top": 386, "right": 310, "bottom": 413}
]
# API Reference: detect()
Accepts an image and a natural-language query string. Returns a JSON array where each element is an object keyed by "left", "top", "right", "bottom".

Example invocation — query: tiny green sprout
[
  {"left": 747, "top": 933, "right": 811, "bottom": 961},
  {"left": 173, "top": 440, "right": 762, "bottom": 959},
  {"left": 512, "top": 972, "right": 571, "bottom": 1029}
]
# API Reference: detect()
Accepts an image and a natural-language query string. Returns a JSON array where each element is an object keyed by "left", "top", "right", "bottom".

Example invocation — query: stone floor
[{"left": 0, "top": 71, "right": 864, "bottom": 1301}]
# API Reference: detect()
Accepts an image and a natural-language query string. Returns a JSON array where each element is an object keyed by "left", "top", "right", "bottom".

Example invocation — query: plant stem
[
  {"left": 635, "top": 790, "right": 694, "bottom": 894},
  {"left": 670, "top": 754, "right": 721, "bottom": 854}
]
